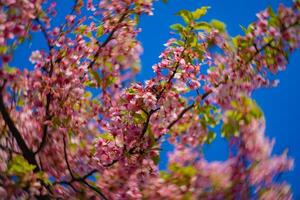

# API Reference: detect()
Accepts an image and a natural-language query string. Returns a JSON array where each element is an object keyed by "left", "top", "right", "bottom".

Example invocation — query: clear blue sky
[
  {"left": 10, "top": 0, "right": 299, "bottom": 197},
  {"left": 136, "top": 0, "right": 300, "bottom": 197}
]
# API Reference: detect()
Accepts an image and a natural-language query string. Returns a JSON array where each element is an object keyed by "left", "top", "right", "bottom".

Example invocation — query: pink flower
[
  {"left": 188, "top": 79, "right": 201, "bottom": 89},
  {"left": 29, "top": 50, "right": 43, "bottom": 64}
]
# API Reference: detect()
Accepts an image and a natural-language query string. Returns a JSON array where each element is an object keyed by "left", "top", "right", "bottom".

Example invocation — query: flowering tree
[{"left": 0, "top": 0, "right": 299, "bottom": 199}]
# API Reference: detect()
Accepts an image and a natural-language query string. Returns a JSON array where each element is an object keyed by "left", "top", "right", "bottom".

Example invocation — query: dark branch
[
  {"left": 63, "top": 136, "right": 75, "bottom": 179},
  {"left": 87, "top": 10, "right": 130, "bottom": 70},
  {"left": 34, "top": 19, "right": 55, "bottom": 155},
  {"left": 0, "top": 93, "right": 39, "bottom": 169},
  {"left": 139, "top": 107, "right": 160, "bottom": 139},
  {"left": 34, "top": 93, "right": 51, "bottom": 154},
  {"left": 167, "top": 103, "right": 195, "bottom": 130},
  {"left": 156, "top": 46, "right": 187, "bottom": 102},
  {"left": 81, "top": 179, "right": 108, "bottom": 200},
  {"left": 53, "top": 168, "right": 107, "bottom": 200}
]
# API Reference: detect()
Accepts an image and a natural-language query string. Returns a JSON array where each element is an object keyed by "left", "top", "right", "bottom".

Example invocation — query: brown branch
[
  {"left": 81, "top": 169, "right": 98, "bottom": 180},
  {"left": 63, "top": 136, "right": 75, "bottom": 179},
  {"left": 87, "top": 10, "right": 130, "bottom": 70},
  {"left": 0, "top": 79, "right": 6, "bottom": 92},
  {"left": 81, "top": 179, "right": 108, "bottom": 200},
  {"left": 139, "top": 107, "right": 160, "bottom": 139},
  {"left": 245, "top": 39, "right": 275, "bottom": 65},
  {"left": 35, "top": 18, "right": 54, "bottom": 53},
  {"left": 165, "top": 88, "right": 214, "bottom": 131},
  {"left": 54, "top": 136, "right": 106, "bottom": 198},
  {"left": 53, "top": 168, "right": 107, "bottom": 200},
  {"left": 0, "top": 93, "right": 39, "bottom": 169},
  {"left": 167, "top": 103, "right": 195, "bottom": 130},
  {"left": 57, "top": 0, "right": 78, "bottom": 36},
  {"left": 34, "top": 19, "right": 55, "bottom": 155},
  {"left": 103, "top": 159, "right": 119, "bottom": 168},
  {"left": 156, "top": 46, "right": 187, "bottom": 102},
  {"left": 34, "top": 93, "right": 51, "bottom": 154}
]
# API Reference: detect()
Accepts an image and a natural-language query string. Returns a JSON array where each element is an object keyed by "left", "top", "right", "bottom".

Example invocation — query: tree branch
[
  {"left": 156, "top": 46, "right": 187, "bottom": 102},
  {"left": 0, "top": 93, "right": 39, "bottom": 169},
  {"left": 34, "top": 19, "right": 55, "bottom": 155},
  {"left": 87, "top": 10, "right": 130, "bottom": 70},
  {"left": 167, "top": 103, "right": 195, "bottom": 130},
  {"left": 81, "top": 179, "right": 108, "bottom": 200},
  {"left": 63, "top": 135, "right": 75, "bottom": 179},
  {"left": 53, "top": 168, "right": 107, "bottom": 199}
]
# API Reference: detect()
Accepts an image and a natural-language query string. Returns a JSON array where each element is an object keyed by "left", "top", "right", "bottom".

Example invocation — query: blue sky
[
  {"left": 137, "top": 0, "right": 300, "bottom": 197},
  {"left": 9, "top": 0, "right": 299, "bottom": 197}
]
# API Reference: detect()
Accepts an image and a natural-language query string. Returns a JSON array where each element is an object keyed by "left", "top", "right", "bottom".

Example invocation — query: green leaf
[
  {"left": 36, "top": 171, "right": 52, "bottom": 186},
  {"left": 187, "top": 35, "right": 198, "bottom": 47},
  {"left": 232, "top": 35, "right": 241, "bottom": 48},
  {"left": 152, "top": 154, "right": 160, "bottom": 165},
  {"left": 84, "top": 80, "right": 96, "bottom": 88},
  {"left": 221, "top": 122, "right": 239, "bottom": 139},
  {"left": 191, "top": 6, "right": 210, "bottom": 20},
  {"left": 170, "top": 23, "right": 184, "bottom": 32},
  {"left": 222, "top": 97, "right": 263, "bottom": 139},
  {"left": 8, "top": 155, "right": 36, "bottom": 175},
  {"left": 17, "top": 97, "right": 24, "bottom": 107},
  {"left": 159, "top": 171, "right": 171, "bottom": 180},
  {"left": 127, "top": 88, "right": 136, "bottom": 95},
  {"left": 206, "top": 131, "right": 216, "bottom": 144},
  {"left": 116, "top": 55, "right": 125, "bottom": 63},
  {"left": 99, "top": 132, "right": 114, "bottom": 141},
  {"left": 133, "top": 112, "right": 146, "bottom": 124},
  {"left": 89, "top": 68, "right": 102, "bottom": 86},
  {"left": 172, "top": 39, "right": 185, "bottom": 47},
  {"left": 106, "top": 76, "right": 117, "bottom": 86},
  {"left": 83, "top": 91, "right": 92, "bottom": 99},
  {"left": 4, "top": 65, "right": 17, "bottom": 74},
  {"left": 96, "top": 25, "right": 104, "bottom": 37},
  {"left": 133, "top": 13, "right": 140, "bottom": 24},
  {"left": 75, "top": 25, "right": 88, "bottom": 34},
  {"left": 210, "top": 19, "right": 226, "bottom": 32},
  {"left": 0, "top": 46, "right": 8, "bottom": 54},
  {"left": 176, "top": 10, "right": 193, "bottom": 24},
  {"left": 181, "top": 165, "right": 197, "bottom": 177},
  {"left": 194, "top": 22, "right": 211, "bottom": 31}
]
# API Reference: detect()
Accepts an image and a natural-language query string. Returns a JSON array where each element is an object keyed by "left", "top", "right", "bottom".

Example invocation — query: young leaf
[
  {"left": 96, "top": 25, "right": 104, "bottom": 37},
  {"left": 89, "top": 68, "right": 102, "bottom": 86},
  {"left": 8, "top": 155, "right": 36, "bottom": 175},
  {"left": 210, "top": 19, "right": 226, "bottom": 32},
  {"left": 170, "top": 23, "right": 184, "bottom": 32},
  {"left": 194, "top": 22, "right": 211, "bottom": 31},
  {"left": 176, "top": 10, "right": 193, "bottom": 24},
  {"left": 191, "top": 6, "right": 210, "bottom": 20}
]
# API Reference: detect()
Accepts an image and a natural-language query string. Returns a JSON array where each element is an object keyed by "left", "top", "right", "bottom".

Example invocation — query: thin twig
[
  {"left": 87, "top": 10, "right": 130, "bottom": 70},
  {"left": 63, "top": 136, "right": 74, "bottom": 179}
]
